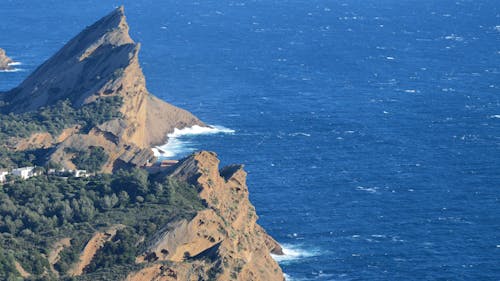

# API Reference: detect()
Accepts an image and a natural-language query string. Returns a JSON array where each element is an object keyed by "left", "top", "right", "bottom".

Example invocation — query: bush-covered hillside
[
  {"left": 0, "top": 169, "right": 204, "bottom": 280},
  {"left": 0, "top": 96, "right": 123, "bottom": 169},
  {"left": 0, "top": 96, "right": 123, "bottom": 139}
]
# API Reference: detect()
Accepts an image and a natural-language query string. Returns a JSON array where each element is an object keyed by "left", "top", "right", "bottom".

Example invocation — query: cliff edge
[
  {"left": 0, "top": 7, "right": 285, "bottom": 281},
  {"left": 0, "top": 7, "right": 205, "bottom": 172},
  {"left": 129, "top": 151, "right": 284, "bottom": 281},
  {"left": 0, "top": 151, "right": 286, "bottom": 280}
]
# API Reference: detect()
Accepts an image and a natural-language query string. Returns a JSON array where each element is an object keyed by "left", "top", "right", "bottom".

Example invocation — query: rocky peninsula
[
  {"left": 0, "top": 6, "right": 285, "bottom": 281},
  {"left": 1, "top": 6, "right": 204, "bottom": 172}
]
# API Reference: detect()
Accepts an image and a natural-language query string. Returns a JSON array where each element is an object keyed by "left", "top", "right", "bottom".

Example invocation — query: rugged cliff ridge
[
  {"left": 0, "top": 48, "right": 13, "bottom": 70},
  {"left": 0, "top": 151, "right": 285, "bottom": 280},
  {"left": 129, "top": 151, "right": 284, "bottom": 281},
  {"left": 0, "top": 7, "right": 286, "bottom": 280},
  {"left": 0, "top": 7, "right": 204, "bottom": 171}
]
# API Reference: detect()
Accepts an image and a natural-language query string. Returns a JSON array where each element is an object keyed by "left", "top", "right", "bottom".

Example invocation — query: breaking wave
[
  {"left": 0, "top": 68, "right": 23, "bottom": 72},
  {"left": 0, "top": 61, "right": 23, "bottom": 72},
  {"left": 272, "top": 244, "right": 319, "bottom": 264},
  {"left": 152, "top": 125, "right": 235, "bottom": 158}
]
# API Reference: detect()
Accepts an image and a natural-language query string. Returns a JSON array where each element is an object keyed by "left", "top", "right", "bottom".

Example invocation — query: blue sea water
[{"left": 1, "top": 0, "right": 500, "bottom": 280}]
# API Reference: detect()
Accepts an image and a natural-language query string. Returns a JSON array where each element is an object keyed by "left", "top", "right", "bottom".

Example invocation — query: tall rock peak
[
  {"left": 5, "top": 6, "right": 139, "bottom": 110},
  {"left": 2, "top": 7, "right": 205, "bottom": 171}
]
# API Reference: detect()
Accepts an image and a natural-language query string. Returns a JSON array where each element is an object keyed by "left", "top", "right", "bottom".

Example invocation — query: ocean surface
[{"left": 1, "top": 0, "right": 499, "bottom": 280}]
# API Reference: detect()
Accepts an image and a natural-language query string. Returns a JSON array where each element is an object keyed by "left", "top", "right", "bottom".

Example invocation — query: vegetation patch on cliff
[
  {"left": 0, "top": 96, "right": 123, "bottom": 169},
  {"left": 0, "top": 96, "right": 123, "bottom": 139},
  {"left": 66, "top": 146, "right": 109, "bottom": 172},
  {"left": 0, "top": 169, "right": 204, "bottom": 280}
]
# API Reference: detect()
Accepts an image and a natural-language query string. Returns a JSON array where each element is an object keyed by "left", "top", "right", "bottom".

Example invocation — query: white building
[
  {"left": 12, "top": 167, "right": 36, "bottom": 180},
  {"left": 0, "top": 171, "right": 8, "bottom": 183},
  {"left": 74, "top": 170, "right": 88, "bottom": 178}
]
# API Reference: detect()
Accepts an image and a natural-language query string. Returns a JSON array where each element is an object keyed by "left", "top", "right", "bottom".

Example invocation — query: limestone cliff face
[
  {"left": 129, "top": 151, "right": 284, "bottom": 281},
  {"left": 5, "top": 7, "right": 203, "bottom": 147},
  {"left": 2, "top": 7, "right": 205, "bottom": 171},
  {"left": 0, "top": 48, "right": 13, "bottom": 70}
]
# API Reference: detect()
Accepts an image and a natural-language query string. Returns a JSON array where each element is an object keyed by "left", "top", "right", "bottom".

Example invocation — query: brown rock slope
[
  {"left": 1, "top": 7, "right": 204, "bottom": 171},
  {"left": 130, "top": 151, "right": 285, "bottom": 281},
  {"left": 0, "top": 48, "right": 13, "bottom": 70},
  {"left": 69, "top": 225, "right": 125, "bottom": 277}
]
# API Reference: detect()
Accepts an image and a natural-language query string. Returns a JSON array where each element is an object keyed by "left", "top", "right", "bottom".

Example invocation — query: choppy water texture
[{"left": 1, "top": 0, "right": 499, "bottom": 280}]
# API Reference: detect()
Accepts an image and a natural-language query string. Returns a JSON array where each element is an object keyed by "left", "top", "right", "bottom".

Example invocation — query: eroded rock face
[
  {"left": 0, "top": 48, "right": 13, "bottom": 70},
  {"left": 2, "top": 7, "right": 205, "bottom": 171},
  {"left": 131, "top": 151, "right": 285, "bottom": 281},
  {"left": 68, "top": 225, "right": 125, "bottom": 277},
  {"left": 5, "top": 7, "right": 204, "bottom": 146}
]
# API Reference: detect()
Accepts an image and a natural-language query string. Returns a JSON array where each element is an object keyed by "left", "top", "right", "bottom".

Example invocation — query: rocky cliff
[
  {"left": 0, "top": 151, "right": 286, "bottom": 280},
  {"left": 0, "top": 7, "right": 205, "bottom": 171},
  {"left": 0, "top": 48, "right": 13, "bottom": 70},
  {"left": 128, "top": 151, "right": 284, "bottom": 281},
  {"left": 0, "top": 6, "right": 286, "bottom": 281}
]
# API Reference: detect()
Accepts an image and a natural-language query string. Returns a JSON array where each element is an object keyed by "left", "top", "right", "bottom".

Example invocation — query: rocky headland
[
  {"left": 0, "top": 6, "right": 285, "bottom": 281},
  {"left": 1, "top": 7, "right": 204, "bottom": 172},
  {"left": 126, "top": 151, "right": 284, "bottom": 281}
]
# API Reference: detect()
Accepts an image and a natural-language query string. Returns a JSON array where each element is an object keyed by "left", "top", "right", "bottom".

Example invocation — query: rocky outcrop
[
  {"left": 48, "top": 238, "right": 71, "bottom": 276},
  {"left": 131, "top": 151, "right": 284, "bottom": 281},
  {"left": 1, "top": 7, "right": 206, "bottom": 171},
  {"left": 1, "top": 7, "right": 285, "bottom": 281},
  {"left": 3, "top": 6, "right": 204, "bottom": 147},
  {"left": 69, "top": 225, "right": 125, "bottom": 276},
  {"left": 48, "top": 130, "right": 155, "bottom": 173},
  {"left": 0, "top": 48, "right": 13, "bottom": 70}
]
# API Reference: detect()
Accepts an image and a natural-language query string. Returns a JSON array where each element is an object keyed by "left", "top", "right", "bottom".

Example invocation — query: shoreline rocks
[{"left": 0, "top": 48, "right": 14, "bottom": 70}]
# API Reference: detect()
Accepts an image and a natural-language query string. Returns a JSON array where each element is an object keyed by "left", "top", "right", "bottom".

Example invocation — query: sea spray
[
  {"left": 152, "top": 125, "right": 235, "bottom": 158},
  {"left": 271, "top": 244, "right": 319, "bottom": 264},
  {"left": 0, "top": 61, "right": 23, "bottom": 72}
]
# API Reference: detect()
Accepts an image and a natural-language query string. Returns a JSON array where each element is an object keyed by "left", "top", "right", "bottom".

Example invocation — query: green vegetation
[
  {"left": 84, "top": 228, "right": 138, "bottom": 273},
  {"left": 0, "top": 169, "right": 205, "bottom": 280},
  {"left": 0, "top": 96, "right": 123, "bottom": 139},
  {"left": 66, "top": 146, "right": 109, "bottom": 172},
  {"left": 0, "top": 148, "right": 37, "bottom": 169},
  {"left": 0, "top": 96, "right": 123, "bottom": 169},
  {"left": 0, "top": 248, "right": 18, "bottom": 281}
]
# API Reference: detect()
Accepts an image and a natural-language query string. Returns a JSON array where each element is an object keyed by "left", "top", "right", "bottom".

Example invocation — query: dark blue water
[{"left": 1, "top": 1, "right": 500, "bottom": 280}]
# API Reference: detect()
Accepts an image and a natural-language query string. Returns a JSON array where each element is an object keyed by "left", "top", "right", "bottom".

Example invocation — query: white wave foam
[
  {"left": 289, "top": 132, "right": 311, "bottom": 137},
  {"left": 152, "top": 125, "right": 235, "bottom": 158},
  {"left": 0, "top": 61, "right": 23, "bottom": 72},
  {"left": 489, "top": 115, "right": 500, "bottom": 119},
  {"left": 0, "top": 68, "right": 23, "bottom": 72},
  {"left": 444, "top": 34, "right": 464, "bottom": 41},
  {"left": 356, "top": 186, "right": 378, "bottom": 193},
  {"left": 271, "top": 244, "right": 318, "bottom": 264},
  {"left": 283, "top": 273, "right": 306, "bottom": 281}
]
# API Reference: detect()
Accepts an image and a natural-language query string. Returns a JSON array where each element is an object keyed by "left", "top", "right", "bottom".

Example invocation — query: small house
[
  {"left": 74, "top": 170, "right": 88, "bottom": 178},
  {"left": 55, "top": 168, "right": 73, "bottom": 177},
  {"left": 0, "top": 171, "right": 9, "bottom": 183},
  {"left": 12, "top": 167, "right": 36, "bottom": 179}
]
